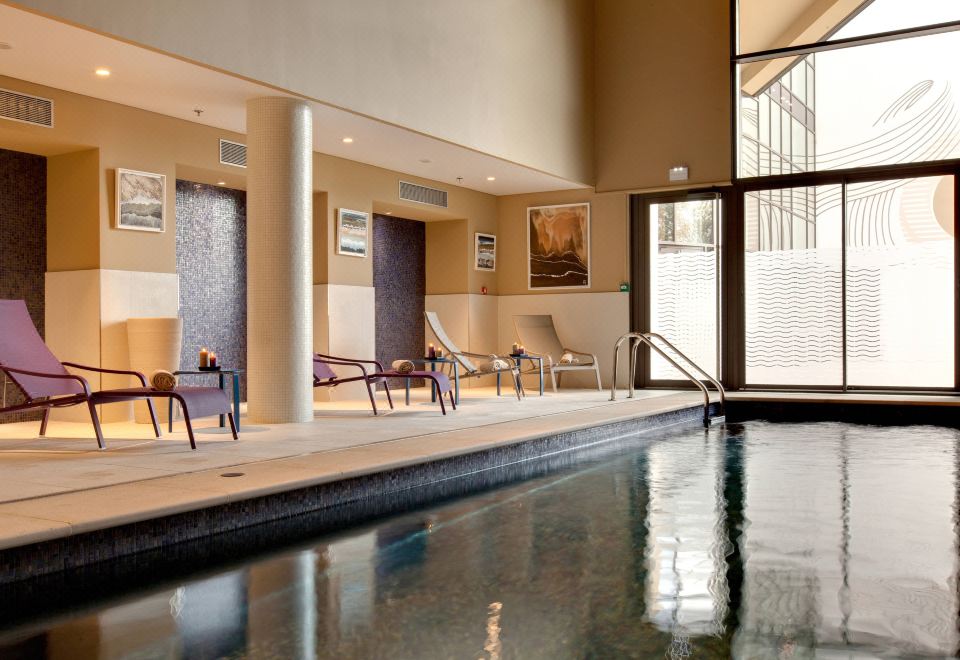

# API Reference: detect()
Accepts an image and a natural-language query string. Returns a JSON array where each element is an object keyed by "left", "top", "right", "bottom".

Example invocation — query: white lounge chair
[
  {"left": 513, "top": 314, "right": 602, "bottom": 392},
  {"left": 424, "top": 311, "right": 523, "bottom": 399}
]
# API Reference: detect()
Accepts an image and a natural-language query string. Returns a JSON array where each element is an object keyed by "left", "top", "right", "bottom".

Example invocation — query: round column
[{"left": 246, "top": 97, "right": 313, "bottom": 423}]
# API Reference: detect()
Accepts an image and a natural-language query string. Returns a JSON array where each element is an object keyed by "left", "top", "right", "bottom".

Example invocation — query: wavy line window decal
[{"left": 745, "top": 186, "right": 844, "bottom": 386}]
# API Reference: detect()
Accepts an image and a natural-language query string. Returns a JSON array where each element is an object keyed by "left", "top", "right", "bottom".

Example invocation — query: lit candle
[
  {"left": 512, "top": 343, "right": 518, "bottom": 354},
  {"left": 199, "top": 347, "right": 209, "bottom": 368},
  {"left": 210, "top": 352, "right": 217, "bottom": 368},
  {"left": 428, "top": 343, "right": 436, "bottom": 359},
  {"left": 437, "top": 348, "right": 444, "bottom": 359},
  {"left": 519, "top": 345, "right": 525, "bottom": 355}
]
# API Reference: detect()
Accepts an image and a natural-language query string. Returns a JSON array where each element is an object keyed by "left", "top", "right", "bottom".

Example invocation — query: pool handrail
[{"left": 610, "top": 331, "right": 725, "bottom": 425}]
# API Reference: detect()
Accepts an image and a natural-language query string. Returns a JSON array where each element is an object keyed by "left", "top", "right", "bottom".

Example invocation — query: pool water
[{"left": 1, "top": 420, "right": 959, "bottom": 659}]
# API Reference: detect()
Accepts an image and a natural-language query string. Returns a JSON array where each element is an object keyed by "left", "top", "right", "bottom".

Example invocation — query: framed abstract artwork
[
  {"left": 474, "top": 232, "right": 496, "bottom": 271},
  {"left": 337, "top": 208, "right": 369, "bottom": 257},
  {"left": 527, "top": 202, "right": 590, "bottom": 289},
  {"left": 116, "top": 168, "right": 165, "bottom": 232}
]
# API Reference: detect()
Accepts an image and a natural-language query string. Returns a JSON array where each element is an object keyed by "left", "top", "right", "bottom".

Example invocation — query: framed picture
[
  {"left": 337, "top": 208, "right": 369, "bottom": 257},
  {"left": 474, "top": 232, "right": 496, "bottom": 271},
  {"left": 116, "top": 168, "right": 165, "bottom": 232},
  {"left": 527, "top": 202, "right": 590, "bottom": 289}
]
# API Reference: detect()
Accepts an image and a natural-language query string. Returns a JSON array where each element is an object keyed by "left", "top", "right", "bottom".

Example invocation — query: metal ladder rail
[{"left": 610, "top": 332, "right": 725, "bottom": 425}]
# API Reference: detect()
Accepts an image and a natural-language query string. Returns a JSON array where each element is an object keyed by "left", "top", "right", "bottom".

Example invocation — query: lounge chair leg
[
  {"left": 87, "top": 401, "right": 106, "bottom": 450},
  {"left": 227, "top": 412, "right": 239, "bottom": 440},
  {"left": 514, "top": 374, "right": 523, "bottom": 401},
  {"left": 146, "top": 398, "right": 161, "bottom": 438},
  {"left": 39, "top": 407, "right": 50, "bottom": 436},
  {"left": 497, "top": 372, "right": 502, "bottom": 396},
  {"left": 180, "top": 402, "right": 197, "bottom": 450},
  {"left": 594, "top": 365, "right": 602, "bottom": 391},
  {"left": 449, "top": 390, "right": 457, "bottom": 410},
  {"left": 550, "top": 370, "right": 558, "bottom": 393},
  {"left": 438, "top": 388, "right": 446, "bottom": 415},
  {"left": 365, "top": 381, "right": 379, "bottom": 415},
  {"left": 384, "top": 382, "right": 395, "bottom": 409}
]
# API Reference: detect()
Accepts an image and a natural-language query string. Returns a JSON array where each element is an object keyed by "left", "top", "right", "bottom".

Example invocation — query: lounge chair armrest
[
  {"left": 314, "top": 357, "right": 370, "bottom": 378},
  {"left": 0, "top": 365, "right": 91, "bottom": 397},
  {"left": 61, "top": 362, "right": 149, "bottom": 387},
  {"left": 314, "top": 353, "right": 385, "bottom": 372}
]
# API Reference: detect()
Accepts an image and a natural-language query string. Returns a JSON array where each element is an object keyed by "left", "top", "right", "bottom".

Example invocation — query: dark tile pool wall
[
  {"left": 175, "top": 181, "right": 247, "bottom": 400},
  {"left": 373, "top": 214, "right": 425, "bottom": 388},
  {"left": 0, "top": 148, "right": 46, "bottom": 423}
]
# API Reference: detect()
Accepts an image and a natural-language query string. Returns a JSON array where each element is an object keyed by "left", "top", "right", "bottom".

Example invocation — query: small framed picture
[
  {"left": 475, "top": 232, "right": 496, "bottom": 271},
  {"left": 337, "top": 208, "right": 369, "bottom": 257},
  {"left": 116, "top": 168, "right": 165, "bottom": 232}
]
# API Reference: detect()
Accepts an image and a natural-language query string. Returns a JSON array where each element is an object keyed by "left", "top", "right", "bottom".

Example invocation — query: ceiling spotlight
[
  {"left": 342, "top": 137, "right": 354, "bottom": 144},
  {"left": 217, "top": 181, "right": 226, "bottom": 186},
  {"left": 0, "top": 43, "right": 12, "bottom": 50},
  {"left": 95, "top": 67, "right": 111, "bottom": 77},
  {"left": 386, "top": 211, "right": 394, "bottom": 215},
  {"left": 486, "top": 176, "right": 496, "bottom": 181}
]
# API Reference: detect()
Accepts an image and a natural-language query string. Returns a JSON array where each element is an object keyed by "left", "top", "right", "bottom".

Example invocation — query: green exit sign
[{"left": 619, "top": 282, "right": 630, "bottom": 292}]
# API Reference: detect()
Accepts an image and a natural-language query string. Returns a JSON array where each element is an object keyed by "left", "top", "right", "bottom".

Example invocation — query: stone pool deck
[{"left": 0, "top": 387, "right": 708, "bottom": 567}]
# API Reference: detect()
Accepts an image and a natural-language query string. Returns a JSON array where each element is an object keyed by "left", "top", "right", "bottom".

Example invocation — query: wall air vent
[
  {"left": 399, "top": 180, "right": 448, "bottom": 208},
  {"left": 0, "top": 88, "right": 53, "bottom": 128},
  {"left": 219, "top": 139, "right": 247, "bottom": 168}
]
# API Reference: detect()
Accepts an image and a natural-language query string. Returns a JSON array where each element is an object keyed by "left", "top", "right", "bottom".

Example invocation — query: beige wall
[
  {"left": 496, "top": 188, "right": 629, "bottom": 296},
  {"left": 594, "top": 0, "right": 731, "bottom": 192},
  {"left": 12, "top": 0, "right": 595, "bottom": 185},
  {"left": 313, "top": 155, "right": 498, "bottom": 292},
  {"left": 47, "top": 148, "right": 99, "bottom": 271},
  {"left": 0, "top": 74, "right": 246, "bottom": 274}
]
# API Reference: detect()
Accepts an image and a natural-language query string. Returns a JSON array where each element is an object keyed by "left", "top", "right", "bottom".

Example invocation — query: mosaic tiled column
[{"left": 246, "top": 97, "right": 314, "bottom": 423}]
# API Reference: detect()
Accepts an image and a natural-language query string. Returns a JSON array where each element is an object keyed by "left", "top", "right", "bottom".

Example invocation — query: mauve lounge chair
[
  {"left": 313, "top": 353, "right": 456, "bottom": 415},
  {"left": 0, "top": 300, "right": 236, "bottom": 450}
]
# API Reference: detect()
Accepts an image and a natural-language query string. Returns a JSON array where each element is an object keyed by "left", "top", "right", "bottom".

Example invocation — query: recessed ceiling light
[
  {"left": 342, "top": 137, "right": 354, "bottom": 144},
  {"left": 0, "top": 43, "right": 12, "bottom": 50},
  {"left": 217, "top": 181, "right": 226, "bottom": 186},
  {"left": 95, "top": 67, "right": 111, "bottom": 77},
  {"left": 386, "top": 211, "right": 393, "bottom": 215},
  {"left": 486, "top": 176, "right": 496, "bottom": 181}
]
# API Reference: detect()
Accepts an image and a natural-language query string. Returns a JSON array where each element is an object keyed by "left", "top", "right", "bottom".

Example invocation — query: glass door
[{"left": 646, "top": 194, "right": 721, "bottom": 383}]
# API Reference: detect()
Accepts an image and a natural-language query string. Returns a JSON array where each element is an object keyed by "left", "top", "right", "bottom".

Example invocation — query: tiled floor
[{"left": 0, "top": 386, "right": 706, "bottom": 551}]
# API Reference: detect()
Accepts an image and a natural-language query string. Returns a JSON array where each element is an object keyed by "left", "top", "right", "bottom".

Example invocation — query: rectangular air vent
[
  {"left": 219, "top": 139, "right": 247, "bottom": 168},
  {"left": 399, "top": 180, "right": 448, "bottom": 208},
  {"left": 0, "top": 88, "right": 53, "bottom": 128}
]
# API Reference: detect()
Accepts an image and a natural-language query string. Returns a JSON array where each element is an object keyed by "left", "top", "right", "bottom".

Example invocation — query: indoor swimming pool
[{"left": 0, "top": 420, "right": 957, "bottom": 659}]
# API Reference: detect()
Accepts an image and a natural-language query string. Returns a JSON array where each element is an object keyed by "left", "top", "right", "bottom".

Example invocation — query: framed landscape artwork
[
  {"left": 527, "top": 202, "right": 590, "bottom": 289},
  {"left": 337, "top": 208, "right": 369, "bottom": 257},
  {"left": 116, "top": 168, "right": 165, "bottom": 232},
  {"left": 475, "top": 232, "right": 496, "bottom": 271}
]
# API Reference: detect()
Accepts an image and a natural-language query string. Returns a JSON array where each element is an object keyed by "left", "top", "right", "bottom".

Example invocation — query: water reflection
[{"left": 0, "top": 421, "right": 959, "bottom": 658}]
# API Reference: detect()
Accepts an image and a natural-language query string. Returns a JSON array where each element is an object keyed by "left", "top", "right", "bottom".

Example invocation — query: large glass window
[
  {"left": 745, "top": 186, "right": 843, "bottom": 386},
  {"left": 739, "top": 5, "right": 960, "bottom": 178},
  {"left": 648, "top": 197, "right": 720, "bottom": 380},
  {"left": 737, "top": 0, "right": 960, "bottom": 56},
  {"left": 846, "top": 176, "right": 954, "bottom": 387}
]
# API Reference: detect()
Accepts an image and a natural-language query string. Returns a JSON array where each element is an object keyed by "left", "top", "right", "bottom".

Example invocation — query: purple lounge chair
[
  {"left": 0, "top": 300, "right": 237, "bottom": 450},
  {"left": 313, "top": 353, "right": 456, "bottom": 415}
]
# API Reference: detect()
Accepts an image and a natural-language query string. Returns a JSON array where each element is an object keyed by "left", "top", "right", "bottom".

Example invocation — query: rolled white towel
[
  {"left": 391, "top": 360, "right": 415, "bottom": 374},
  {"left": 150, "top": 370, "right": 177, "bottom": 391},
  {"left": 559, "top": 352, "right": 580, "bottom": 364}
]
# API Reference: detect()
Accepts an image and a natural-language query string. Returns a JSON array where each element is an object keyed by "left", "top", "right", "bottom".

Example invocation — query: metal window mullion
[{"left": 841, "top": 181, "right": 848, "bottom": 391}]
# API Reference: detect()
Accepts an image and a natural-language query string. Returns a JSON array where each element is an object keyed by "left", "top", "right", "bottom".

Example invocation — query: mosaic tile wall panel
[
  {"left": 176, "top": 181, "right": 247, "bottom": 400},
  {"left": 0, "top": 148, "right": 46, "bottom": 423},
  {"left": 373, "top": 214, "right": 425, "bottom": 388}
]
